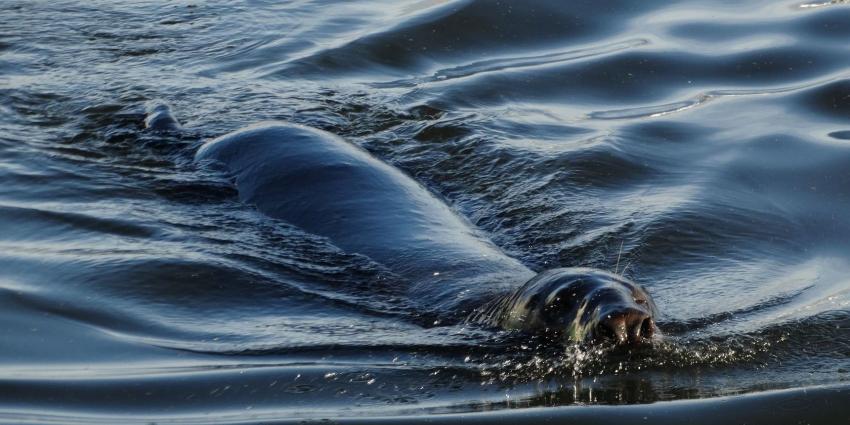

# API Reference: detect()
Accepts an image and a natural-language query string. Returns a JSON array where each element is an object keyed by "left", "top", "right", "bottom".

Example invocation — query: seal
[
  {"left": 144, "top": 103, "right": 181, "bottom": 132},
  {"left": 193, "top": 121, "right": 658, "bottom": 346}
]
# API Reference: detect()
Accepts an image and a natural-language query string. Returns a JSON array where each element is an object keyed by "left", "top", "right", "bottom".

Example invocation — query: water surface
[{"left": 2, "top": 0, "right": 850, "bottom": 422}]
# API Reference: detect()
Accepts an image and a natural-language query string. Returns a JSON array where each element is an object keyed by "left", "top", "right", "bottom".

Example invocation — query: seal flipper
[{"left": 144, "top": 103, "right": 181, "bottom": 132}]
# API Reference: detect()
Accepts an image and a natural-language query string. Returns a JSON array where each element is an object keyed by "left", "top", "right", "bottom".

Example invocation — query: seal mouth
[{"left": 594, "top": 309, "right": 655, "bottom": 346}]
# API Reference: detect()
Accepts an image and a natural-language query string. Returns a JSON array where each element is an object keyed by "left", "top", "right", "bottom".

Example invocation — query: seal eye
[{"left": 634, "top": 298, "right": 646, "bottom": 305}]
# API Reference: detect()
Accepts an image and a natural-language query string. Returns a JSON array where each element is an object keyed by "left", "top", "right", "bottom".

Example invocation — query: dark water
[{"left": 2, "top": 0, "right": 850, "bottom": 422}]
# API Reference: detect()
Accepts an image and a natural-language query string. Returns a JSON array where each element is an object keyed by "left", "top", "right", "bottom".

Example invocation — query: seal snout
[{"left": 597, "top": 308, "right": 654, "bottom": 345}]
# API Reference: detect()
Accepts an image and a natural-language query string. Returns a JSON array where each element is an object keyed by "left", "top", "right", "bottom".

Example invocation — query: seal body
[
  {"left": 196, "top": 123, "right": 534, "bottom": 314},
  {"left": 195, "top": 121, "right": 658, "bottom": 343}
]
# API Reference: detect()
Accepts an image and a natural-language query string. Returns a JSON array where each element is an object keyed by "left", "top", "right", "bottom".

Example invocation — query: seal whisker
[
  {"left": 620, "top": 260, "right": 632, "bottom": 277},
  {"left": 614, "top": 240, "right": 624, "bottom": 274}
]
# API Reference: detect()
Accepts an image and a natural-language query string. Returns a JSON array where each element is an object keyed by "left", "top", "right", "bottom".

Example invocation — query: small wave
[
  {"left": 0, "top": 202, "right": 158, "bottom": 240},
  {"left": 373, "top": 39, "right": 649, "bottom": 88},
  {"left": 589, "top": 75, "right": 845, "bottom": 120},
  {"left": 795, "top": 0, "right": 850, "bottom": 9}
]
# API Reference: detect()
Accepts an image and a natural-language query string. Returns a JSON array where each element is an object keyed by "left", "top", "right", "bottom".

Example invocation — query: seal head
[
  {"left": 144, "top": 103, "right": 181, "bottom": 132},
  {"left": 474, "top": 268, "right": 658, "bottom": 346}
]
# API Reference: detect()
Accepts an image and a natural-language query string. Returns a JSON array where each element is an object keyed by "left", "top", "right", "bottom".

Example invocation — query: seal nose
[{"left": 596, "top": 309, "right": 654, "bottom": 345}]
